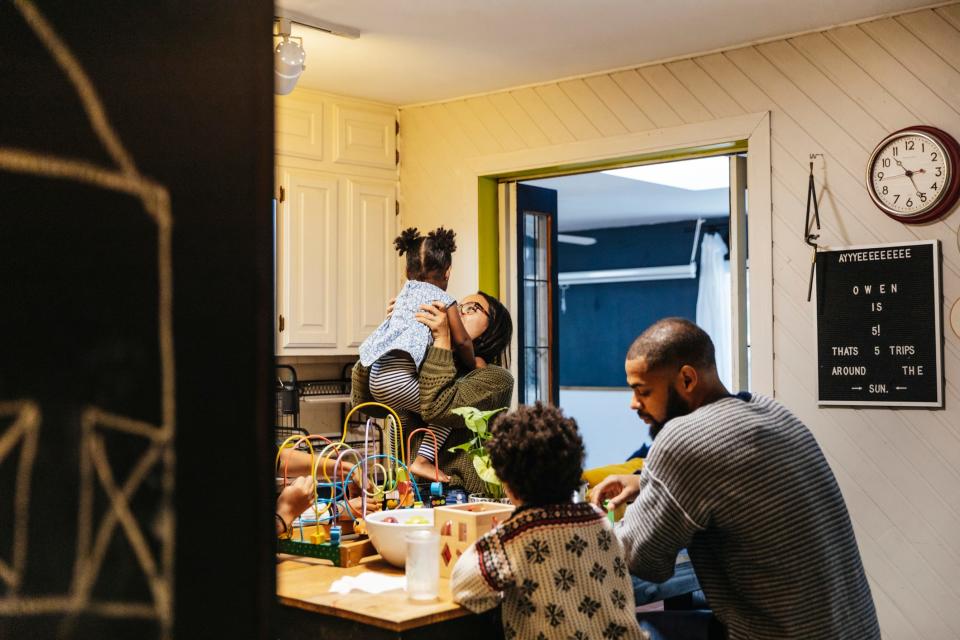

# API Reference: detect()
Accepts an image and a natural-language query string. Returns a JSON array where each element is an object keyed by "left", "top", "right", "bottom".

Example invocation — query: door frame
[{"left": 467, "top": 112, "right": 773, "bottom": 404}]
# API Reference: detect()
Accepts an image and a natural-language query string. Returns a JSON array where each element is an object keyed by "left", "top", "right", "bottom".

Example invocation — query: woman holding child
[{"left": 351, "top": 226, "right": 514, "bottom": 495}]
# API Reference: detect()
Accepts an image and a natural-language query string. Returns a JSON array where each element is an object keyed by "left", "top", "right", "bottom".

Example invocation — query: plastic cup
[{"left": 405, "top": 530, "right": 440, "bottom": 600}]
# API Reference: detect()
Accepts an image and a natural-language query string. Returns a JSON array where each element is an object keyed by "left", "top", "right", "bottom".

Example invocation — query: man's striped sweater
[{"left": 617, "top": 393, "right": 880, "bottom": 640}]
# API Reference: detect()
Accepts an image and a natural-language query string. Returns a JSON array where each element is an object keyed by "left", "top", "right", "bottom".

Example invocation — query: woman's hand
[
  {"left": 589, "top": 474, "right": 642, "bottom": 510},
  {"left": 415, "top": 301, "right": 451, "bottom": 350},
  {"left": 386, "top": 296, "right": 397, "bottom": 318}
]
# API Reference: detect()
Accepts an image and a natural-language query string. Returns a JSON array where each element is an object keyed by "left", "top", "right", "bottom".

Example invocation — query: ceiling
[
  {"left": 277, "top": 0, "right": 936, "bottom": 105},
  {"left": 524, "top": 168, "right": 728, "bottom": 233}
]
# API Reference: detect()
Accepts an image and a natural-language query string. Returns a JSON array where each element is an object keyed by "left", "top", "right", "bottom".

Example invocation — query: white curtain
[{"left": 696, "top": 233, "right": 732, "bottom": 389}]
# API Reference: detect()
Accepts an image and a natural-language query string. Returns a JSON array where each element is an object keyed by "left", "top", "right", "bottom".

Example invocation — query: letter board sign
[{"left": 815, "top": 240, "right": 943, "bottom": 407}]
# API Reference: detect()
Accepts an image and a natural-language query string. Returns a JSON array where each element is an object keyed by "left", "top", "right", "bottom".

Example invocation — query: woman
[{"left": 351, "top": 291, "right": 514, "bottom": 494}]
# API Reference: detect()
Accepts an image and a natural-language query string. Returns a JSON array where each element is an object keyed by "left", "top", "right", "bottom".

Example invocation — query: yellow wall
[{"left": 398, "top": 5, "right": 960, "bottom": 639}]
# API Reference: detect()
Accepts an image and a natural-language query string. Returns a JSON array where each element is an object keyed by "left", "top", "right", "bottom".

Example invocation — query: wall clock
[{"left": 866, "top": 125, "right": 960, "bottom": 224}]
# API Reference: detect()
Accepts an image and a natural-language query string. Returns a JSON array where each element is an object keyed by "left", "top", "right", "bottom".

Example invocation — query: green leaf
[
  {"left": 447, "top": 442, "right": 473, "bottom": 453},
  {"left": 472, "top": 455, "right": 501, "bottom": 485}
]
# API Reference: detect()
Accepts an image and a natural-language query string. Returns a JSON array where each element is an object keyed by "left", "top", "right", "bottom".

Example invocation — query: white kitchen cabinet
[
  {"left": 342, "top": 178, "right": 398, "bottom": 349},
  {"left": 275, "top": 165, "right": 398, "bottom": 355},
  {"left": 275, "top": 89, "right": 399, "bottom": 356},
  {"left": 276, "top": 165, "right": 340, "bottom": 350}
]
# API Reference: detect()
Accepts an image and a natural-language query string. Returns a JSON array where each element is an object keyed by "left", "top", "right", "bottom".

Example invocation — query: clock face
[{"left": 868, "top": 131, "right": 951, "bottom": 219}]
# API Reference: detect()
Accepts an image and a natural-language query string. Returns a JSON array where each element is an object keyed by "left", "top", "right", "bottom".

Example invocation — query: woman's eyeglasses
[{"left": 458, "top": 301, "right": 488, "bottom": 317}]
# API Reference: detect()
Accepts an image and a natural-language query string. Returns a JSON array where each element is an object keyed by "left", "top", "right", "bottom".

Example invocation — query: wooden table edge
[{"left": 276, "top": 594, "right": 472, "bottom": 632}]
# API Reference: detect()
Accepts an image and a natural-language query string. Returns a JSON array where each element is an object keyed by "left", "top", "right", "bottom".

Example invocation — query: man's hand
[{"left": 590, "top": 474, "right": 642, "bottom": 510}]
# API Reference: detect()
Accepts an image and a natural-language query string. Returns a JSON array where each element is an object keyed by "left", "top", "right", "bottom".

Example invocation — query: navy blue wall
[{"left": 559, "top": 219, "right": 728, "bottom": 387}]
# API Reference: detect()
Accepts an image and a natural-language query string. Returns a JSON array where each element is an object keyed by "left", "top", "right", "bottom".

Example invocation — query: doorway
[{"left": 507, "top": 154, "right": 749, "bottom": 468}]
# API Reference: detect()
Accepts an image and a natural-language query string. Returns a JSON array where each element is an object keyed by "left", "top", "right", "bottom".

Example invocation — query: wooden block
[{"left": 434, "top": 502, "right": 514, "bottom": 577}]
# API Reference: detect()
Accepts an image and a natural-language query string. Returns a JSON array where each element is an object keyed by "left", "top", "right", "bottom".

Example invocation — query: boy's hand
[
  {"left": 277, "top": 476, "right": 315, "bottom": 527},
  {"left": 590, "top": 474, "right": 641, "bottom": 510}
]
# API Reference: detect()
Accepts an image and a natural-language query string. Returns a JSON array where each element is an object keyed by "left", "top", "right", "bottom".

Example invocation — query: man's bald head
[{"left": 626, "top": 318, "right": 716, "bottom": 373}]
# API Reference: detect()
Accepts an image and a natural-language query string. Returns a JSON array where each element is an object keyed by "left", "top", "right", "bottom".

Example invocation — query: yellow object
[
  {"left": 310, "top": 530, "right": 328, "bottom": 544},
  {"left": 581, "top": 458, "right": 644, "bottom": 488}
]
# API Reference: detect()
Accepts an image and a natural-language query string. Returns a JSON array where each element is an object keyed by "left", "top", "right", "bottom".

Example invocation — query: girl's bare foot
[{"left": 408, "top": 456, "right": 450, "bottom": 483}]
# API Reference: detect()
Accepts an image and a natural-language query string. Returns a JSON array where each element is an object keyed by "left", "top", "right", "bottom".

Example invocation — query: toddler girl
[{"left": 359, "top": 227, "right": 477, "bottom": 482}]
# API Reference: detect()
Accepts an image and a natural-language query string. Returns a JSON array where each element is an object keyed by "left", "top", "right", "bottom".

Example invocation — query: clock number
[
  {"left": 919, "top": 192, "right": 927, "bottom": 203},
  {"left": 882, "top": 158, "right": 890, "bottom": 168},
  {"left": 877, "top": 171, "right": 884, "bottom": 180},
  {"left": 932, "top": 182, "right": 938, "bottom": 191},
  {"left": 906, "top": 197, "right": 914, "bottom": 207},
  {"left": 931, "top": 152, "right": 938, "bottom": 161},
  {"left": 893, "top": 194, "right": 900, "bottom": 203},
  {"left": 936, "top": 166, "right": 943, "bottom": 177},
  {"left": 892, "top": 146, "right": 898, "bottom": 156},
  {"left": 906, "top": 140, "right": 915, "bottom": 151},
  {"left": 881, "top": 186, "right": 888, "bottom": 195}
]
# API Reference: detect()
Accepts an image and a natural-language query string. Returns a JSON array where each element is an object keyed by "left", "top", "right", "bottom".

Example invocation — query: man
[{"left": 592, "top": 318, "right": 880, "bottom": 640}]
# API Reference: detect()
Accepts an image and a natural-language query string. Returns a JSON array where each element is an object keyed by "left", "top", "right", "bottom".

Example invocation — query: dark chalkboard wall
[
  {"left": 815, "top": 241, "right": 943, "bottom": 407},
  {"left": 0, "top": 2, "right": 274, "bottom": 638}
]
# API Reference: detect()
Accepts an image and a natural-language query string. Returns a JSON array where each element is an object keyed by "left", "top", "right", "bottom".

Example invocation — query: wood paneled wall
[{"left": 399, "top": 5, "right": 960, "bottom": 638}]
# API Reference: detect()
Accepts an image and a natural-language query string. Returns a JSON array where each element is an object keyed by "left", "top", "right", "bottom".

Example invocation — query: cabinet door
[
  {"left": 333, "top": 104, "right": 396, "bottom": 170},
  {"left": 278, "top": 166, "right": 340, "bottom": 349},
  {"left": 342, "top": 178, "right": 397, "bottom": 348},
  {"left": 276, "top": 97, "right": 323, "bottom": 160}
]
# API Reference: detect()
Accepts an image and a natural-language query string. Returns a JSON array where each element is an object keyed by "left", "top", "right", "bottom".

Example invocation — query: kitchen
[{"left": 2, "top": 1, "right": 960, "bottom": 639}]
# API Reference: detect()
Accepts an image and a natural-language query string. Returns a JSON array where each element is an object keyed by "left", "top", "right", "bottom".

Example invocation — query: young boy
[{"left": 451, "top": 403, "right": 648, "bottom": 640}]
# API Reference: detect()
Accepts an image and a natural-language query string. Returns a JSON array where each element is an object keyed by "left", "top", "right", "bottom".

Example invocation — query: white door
[
  {"left": 277, "top": 165, "right": 340, "bottom": 349},
  {"left": 342, "top": 178, "right": 397, "bottom": 348}
]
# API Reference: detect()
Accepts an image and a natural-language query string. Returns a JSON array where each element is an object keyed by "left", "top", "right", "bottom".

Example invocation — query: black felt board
[{"left": 815, "top": 241, "right": 943, "bottom": 407}]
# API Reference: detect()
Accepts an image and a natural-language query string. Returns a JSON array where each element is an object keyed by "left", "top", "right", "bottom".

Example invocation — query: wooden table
[{"left": 276, "top": 555, "right": 503, "bottom": 639}]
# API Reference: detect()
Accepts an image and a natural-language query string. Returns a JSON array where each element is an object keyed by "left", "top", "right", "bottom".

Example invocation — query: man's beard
[{"left": 639, "top": 385, "right": 691, "bottom": 440}]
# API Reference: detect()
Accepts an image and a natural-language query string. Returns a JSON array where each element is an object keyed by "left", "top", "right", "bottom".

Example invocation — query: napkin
[{"left": 329, "top": 572, "right": 406, "bottom": 595}]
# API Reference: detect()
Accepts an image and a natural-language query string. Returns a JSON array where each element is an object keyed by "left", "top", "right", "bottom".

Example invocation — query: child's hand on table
[
  {"left": 589, "top": 474, "right": 642, "bottom": 510},
  {"left": 276, "top": 476, "right": 315, "bottom": 534}
]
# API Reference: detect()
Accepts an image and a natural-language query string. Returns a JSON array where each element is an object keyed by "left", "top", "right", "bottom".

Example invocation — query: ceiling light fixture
[{"left": 273, "top": 9, "right": 360, "bottom": 96}]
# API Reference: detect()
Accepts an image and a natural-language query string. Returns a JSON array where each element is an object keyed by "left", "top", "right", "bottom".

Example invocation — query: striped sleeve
[
  {"left": 617, "top": 466, "right": 703, "bottom": 583},
  {"left": 419, "top": 347, "right": 514, "bottom": 430}
]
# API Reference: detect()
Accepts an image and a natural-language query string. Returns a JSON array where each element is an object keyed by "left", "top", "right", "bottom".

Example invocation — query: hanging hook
[{"left": 804, "top": 155, "right": 824, "bottom": 302}]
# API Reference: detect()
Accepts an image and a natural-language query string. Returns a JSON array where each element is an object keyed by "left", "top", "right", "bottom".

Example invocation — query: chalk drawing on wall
[
  {"left": 0, "top": 1, "right": 175, "bottom": 637},
  {"left": 0, "top": 401, "right": 40, "bottom": 597}
]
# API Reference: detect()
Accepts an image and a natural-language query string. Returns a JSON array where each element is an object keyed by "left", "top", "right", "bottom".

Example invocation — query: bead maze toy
[{"left": 276, "top": 401, "right": 450, "bottom": 566}]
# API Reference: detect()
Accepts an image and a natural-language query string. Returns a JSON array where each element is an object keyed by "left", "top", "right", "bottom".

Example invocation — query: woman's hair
[
  {"left": 473, "top": 291, "right": 513, "bottom": 367},
  {"left": 394, "top": 227, "right": 457, "bottom": 284},
  {"left": 486, "top": 402, "right": 584, "bottom": 506}
]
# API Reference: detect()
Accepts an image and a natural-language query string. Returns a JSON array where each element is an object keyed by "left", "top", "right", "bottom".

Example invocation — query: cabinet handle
[
  {"left": 278, "top": 186, "right": 286, "bottom": 203},
  {"left": 278, "top": 314, "right": 285, "bottom": 332}
]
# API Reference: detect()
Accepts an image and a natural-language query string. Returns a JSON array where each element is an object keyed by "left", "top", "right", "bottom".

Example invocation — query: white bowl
[{"left": 364, "top": 508, "right": 435, "bottom": 567}]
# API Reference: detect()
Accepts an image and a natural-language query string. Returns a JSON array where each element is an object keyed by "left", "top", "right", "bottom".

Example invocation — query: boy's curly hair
[
  {"left": 393, "top": 226, "right": 457, "bottom": 283},
  {"left": 486, "top": 402, "right": 584, "bottom": 505}
]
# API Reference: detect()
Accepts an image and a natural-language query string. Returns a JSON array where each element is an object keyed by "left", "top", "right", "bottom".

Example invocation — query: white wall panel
[{"left": 398, "top": 5, "right": 960, "bottom": 638}]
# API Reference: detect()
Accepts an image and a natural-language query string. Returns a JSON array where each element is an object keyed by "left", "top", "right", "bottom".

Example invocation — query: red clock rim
[{"left": 868, "top": 125, "right": 960, "bottom": 225}]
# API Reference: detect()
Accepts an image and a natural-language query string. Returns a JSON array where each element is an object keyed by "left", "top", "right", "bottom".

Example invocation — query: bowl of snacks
[{"left": 363, "top": 508, "right": 435, "bottom": 567}]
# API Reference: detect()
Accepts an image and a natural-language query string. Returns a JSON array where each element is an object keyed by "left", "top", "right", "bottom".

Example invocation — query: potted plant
[{"left": 449, "top": 406, "right": 508, "bottom": 501}]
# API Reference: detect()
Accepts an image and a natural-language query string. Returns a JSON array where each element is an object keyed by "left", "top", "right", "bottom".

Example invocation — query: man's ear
[{"left": 678, "top": 364, "right": 699, "bottom": 393}]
